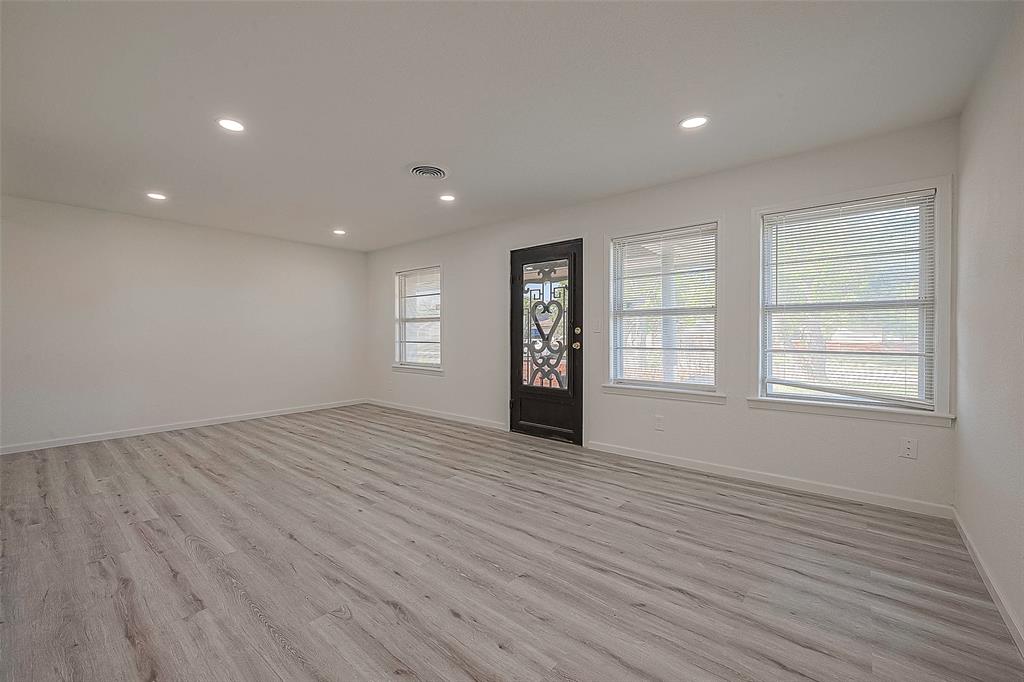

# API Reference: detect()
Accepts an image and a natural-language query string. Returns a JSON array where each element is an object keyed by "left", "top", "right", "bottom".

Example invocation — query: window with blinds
[
  {"left": 610, "top": 223, "right": 717, "bottom": 390},
  {"left": 395, "top": 266, "right": 441, "bottom": 368},
  {"left": 760, "top": 189, "right": 936, "bottom": 410}
]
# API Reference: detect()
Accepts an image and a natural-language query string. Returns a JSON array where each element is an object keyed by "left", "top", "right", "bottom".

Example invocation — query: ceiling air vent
[{"left": 409, "top": 165, "right": 447, "bottom": 179}]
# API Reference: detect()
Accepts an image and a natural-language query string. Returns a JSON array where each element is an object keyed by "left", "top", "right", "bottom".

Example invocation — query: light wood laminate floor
[{"left": 2, "top": 404, "right": 1022, "bottom": 681}]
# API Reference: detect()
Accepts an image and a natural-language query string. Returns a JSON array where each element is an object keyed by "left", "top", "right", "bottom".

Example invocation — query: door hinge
[{"left": 509, "top": 398, "right": 514, "bottom": 409}]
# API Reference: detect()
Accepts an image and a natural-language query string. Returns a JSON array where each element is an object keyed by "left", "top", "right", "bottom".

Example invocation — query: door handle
[{"left": 572, "top": 341, "right": 581, "bottom": 350}]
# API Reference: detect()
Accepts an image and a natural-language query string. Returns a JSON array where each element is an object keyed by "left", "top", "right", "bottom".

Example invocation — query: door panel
[{"left": 510, "top": 239, "right": 583, "bottom": 444}]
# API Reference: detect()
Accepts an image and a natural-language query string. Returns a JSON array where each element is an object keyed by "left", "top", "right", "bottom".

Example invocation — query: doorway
[{"left": 509, "top": 239, "right": 583, "bottom": 445}]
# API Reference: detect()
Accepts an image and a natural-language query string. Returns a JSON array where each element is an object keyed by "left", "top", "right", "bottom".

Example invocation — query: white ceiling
[{"left": 1, "top": 2, "right": 1008, "bottom": 252}]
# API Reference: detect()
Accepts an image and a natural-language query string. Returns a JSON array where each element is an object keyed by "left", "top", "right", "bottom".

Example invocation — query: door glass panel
[{"left": 522, "top": 259, "right": 569, "bottom": 388}]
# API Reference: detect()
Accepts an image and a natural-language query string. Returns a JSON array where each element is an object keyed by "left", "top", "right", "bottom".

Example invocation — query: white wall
[
  {"left": 955, "top": 7, "right": 1024, "bottom": 648},
  {"left": 0, "top": 120, "right": 972, "bottom": 515},
  {"left": 367, "top": 118, "right": 960, "bottom": 513},
  {"left": 1, "top": 196, "right": 367, "bottom": 450}
]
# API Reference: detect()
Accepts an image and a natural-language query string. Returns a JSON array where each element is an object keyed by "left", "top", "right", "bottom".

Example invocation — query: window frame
[
  {"left": 607, "top": 221, "right": 720, "bottom": 394},
  {"left": 394, "top": 265, "right": 443, "bottom": 373},
  {"left": 752, "top": 177, "right": 954, "bottom": 420}
]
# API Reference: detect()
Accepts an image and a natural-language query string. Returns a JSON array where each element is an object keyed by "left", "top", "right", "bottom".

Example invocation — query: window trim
[
  {"left": 746, "top": 396, "right": 955, "bottom": 428},
  {"left": 394, "top": 265, "right": 443, "bottom": 372},
  {"left": 750, "top": 176, "right": 954, "bottom": 418},
  {"left": 608, "top": 220, "right": 720, "bottom": 393}
]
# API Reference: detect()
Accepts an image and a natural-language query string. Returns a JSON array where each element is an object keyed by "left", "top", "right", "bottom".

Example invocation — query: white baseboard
[
  {"left": 8, "top": 399, "right": 952, "bottom": 520},
  {"left": 953, "top": 509, "right": 1024, "bottom": 659},
  {"left": 357, "top": 402, "right": 952, "bottom": 519},
  {"left": 0, "top": 399, "right": 367, "bottom": 455},
  {"left": 586, "top": 440, "right": 954, "bottom": 518},
  {"left": 364, "top": 398, "right": 506, "bottom": 431}
]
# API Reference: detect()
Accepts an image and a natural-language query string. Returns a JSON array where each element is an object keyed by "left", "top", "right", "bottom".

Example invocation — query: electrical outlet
[
  {"left": 654, "top": 414, "right": 665, "bottom": 431},
  {"left": 899, "top": 437, "right": 919, "bottom": 459}
]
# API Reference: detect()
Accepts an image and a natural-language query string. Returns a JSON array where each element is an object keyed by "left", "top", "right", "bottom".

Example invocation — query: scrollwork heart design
[
  {"left": 529, "top": 299, "right": 563, "bottom": 348},
  {"left": 528, "top": 298, "right": 566, "bottom": 387}
]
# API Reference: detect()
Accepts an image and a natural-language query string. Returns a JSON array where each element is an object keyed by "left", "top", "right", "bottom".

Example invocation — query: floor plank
[{"left": 2, "top": 404, "right": 1022, "bottom": 681}]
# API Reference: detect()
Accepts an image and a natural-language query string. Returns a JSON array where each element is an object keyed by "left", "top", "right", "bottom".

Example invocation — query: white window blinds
[
  {"left": 611, "top": 223, "right": 717, "bottom": 389},
  {"left": 760, "top": 189, "right": 936, "bottom": 410},
  {"left": 395, "top": 266, "right": 441, "bottom": 368}
]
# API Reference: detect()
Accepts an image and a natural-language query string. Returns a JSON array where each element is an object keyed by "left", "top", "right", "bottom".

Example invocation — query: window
[
  {"left": 395, "top": 266, "right": 441, "bottom": 369},
  {"left": 760, "top": 189, "right": 936, "bottom": 410},
  {"left": 610, "top": 223, "right": 717, "bottom": 390}
]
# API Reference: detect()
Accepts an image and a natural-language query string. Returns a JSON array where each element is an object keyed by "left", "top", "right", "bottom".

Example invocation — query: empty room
[{"left": 2, "top": 1, "right": 1023, "bottom": 680}]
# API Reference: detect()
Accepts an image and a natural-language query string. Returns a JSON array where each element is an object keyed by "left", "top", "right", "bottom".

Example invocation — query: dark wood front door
[{"left": 510, "top": 239, "right": 583, "bottom": 445}]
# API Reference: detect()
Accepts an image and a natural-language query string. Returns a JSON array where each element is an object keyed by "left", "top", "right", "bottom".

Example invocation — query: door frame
[{"left": 509, "top": 238, "right": 584, "bottom": 445}]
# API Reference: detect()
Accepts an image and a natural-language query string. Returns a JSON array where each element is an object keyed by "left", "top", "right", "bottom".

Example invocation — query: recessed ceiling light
[
  {"left": 146, "top": 192, "right": 167, "bottom": 201},
  {"left": 217, "top": 118, "right": 245, "bottom": 132},
  {"left": 332, "top": 229, "right": 347, "bottom": 235},
  {"left": 679, "top": 116, "right": 709, "bottom": 129},
  {"left": 439, "top": 194, "right": 455, "bottom": 202}
]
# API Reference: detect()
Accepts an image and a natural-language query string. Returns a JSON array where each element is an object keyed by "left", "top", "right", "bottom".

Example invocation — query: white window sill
[
  {"left": 601, "top": 383, "right": 726, "bottom": 404},
  {"left": 391, "top": 364, "right": 444, "bottom": 376},
  {"left": 746, "top": 396, "right": 955, "bottom": 427}
]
